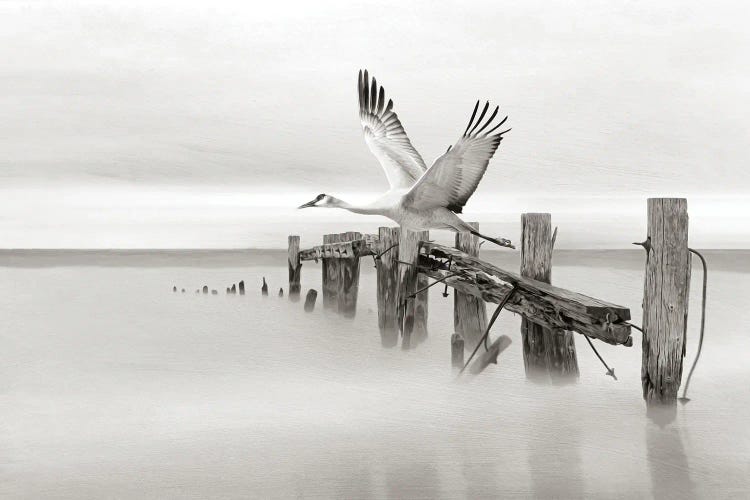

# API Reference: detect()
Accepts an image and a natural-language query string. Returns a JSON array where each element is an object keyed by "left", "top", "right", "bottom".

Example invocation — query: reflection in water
[
  {"left": 385, "top": 461, "right": 440, "bottom": 499},
  {"left": 527, "top": 406, "right": 584, "bottom": 499},
  {"left": 646, "top": 408, "right": 697, "bottom": 500}
]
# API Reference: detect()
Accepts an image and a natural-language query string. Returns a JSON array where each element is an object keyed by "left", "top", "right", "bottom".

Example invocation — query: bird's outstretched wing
[
  {"left": 404, "top": 101, "right": 510, "bottom": 213},
  {"left": 359, "top": 70, "right": 427, "bottom": 189}
]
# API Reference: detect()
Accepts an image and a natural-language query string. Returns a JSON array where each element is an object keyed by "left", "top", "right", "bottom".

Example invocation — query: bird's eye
[{"left": 316, "top": 194, "right": 325, "bottom": 200}]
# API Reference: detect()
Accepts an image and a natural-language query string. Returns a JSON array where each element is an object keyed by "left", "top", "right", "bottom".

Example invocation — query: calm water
[{"left": 1, "top": 250, "right": 748, "bottom": 499}]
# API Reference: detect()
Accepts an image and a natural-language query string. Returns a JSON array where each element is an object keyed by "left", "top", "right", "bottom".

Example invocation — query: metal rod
[
  {"left": 680, "top": 248, "right": 708, "bottom": 403},
  {"left": 583, "top": 334, "right": 617, "bottom": 380},
  {"left": 406, "top": 273, "right": 460, "bottom": 299},
  {"left": 374, "top": 243, "right": 399, "bottom": 260}
]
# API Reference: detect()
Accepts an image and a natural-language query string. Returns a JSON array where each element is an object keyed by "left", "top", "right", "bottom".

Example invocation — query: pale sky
[{"left": 1, "top": 0, "right": 748, "bottom": 248}]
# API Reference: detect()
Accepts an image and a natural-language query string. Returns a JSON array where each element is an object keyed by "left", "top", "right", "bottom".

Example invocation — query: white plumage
[{"left": 298, "top": 70, "right": 514, "bottom": 248}]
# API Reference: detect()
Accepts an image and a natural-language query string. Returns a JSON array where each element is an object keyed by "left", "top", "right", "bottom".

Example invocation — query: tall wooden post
[
  {"left": 520, "top": 213, "right": 579, "bottom": 381},
  {"left": 322, "top": 233, "right": 341, "bottom": 309},
  {"left": 377, "top": 226, "right": 401, "bottom": 347},
  {"left": 641, "top": 198, "right": 690, "bottom": 406},
  {"left": 398, "top": 229, "right": 429, "bottom": 349},
  {"left": 454, "top": 222, "right": 488, "bottom": 351},
  {"left": 288, "top": 235, "right": 301, "bottom": 301},
  {"left": 338, "top": 231, "right": 362, "bottom": 318}
]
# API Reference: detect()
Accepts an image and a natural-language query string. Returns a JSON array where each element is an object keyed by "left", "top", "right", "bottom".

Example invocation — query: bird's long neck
[{"left": 328, "top": 196, "right": 383, "bottom": 215}]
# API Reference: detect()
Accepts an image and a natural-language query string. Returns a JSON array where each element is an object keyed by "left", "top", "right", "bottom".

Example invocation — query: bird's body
[{"left": 298, "top": 70, "right": 514, "bottom": 248}]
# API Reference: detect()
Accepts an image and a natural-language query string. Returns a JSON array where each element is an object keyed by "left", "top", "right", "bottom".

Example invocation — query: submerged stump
[{"left": 304, "top": 289, "right": 318, "bottom": 312}]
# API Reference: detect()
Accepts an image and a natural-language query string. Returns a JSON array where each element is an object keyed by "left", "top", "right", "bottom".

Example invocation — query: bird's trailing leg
[{"left": 469, "top": 230, "right": 515, "bottom": 249}]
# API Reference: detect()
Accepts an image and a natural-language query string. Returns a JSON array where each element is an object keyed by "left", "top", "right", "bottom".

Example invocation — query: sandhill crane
[{"left": 298, "top": 70, "right": 514, "bottom": 248}]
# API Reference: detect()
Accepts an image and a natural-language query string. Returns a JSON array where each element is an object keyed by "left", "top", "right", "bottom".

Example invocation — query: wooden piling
[
  {"left": 322, "top": 233, "right": 341, "bottom": 309},
  {"left": 304, "top": 289, "right": 318, "bottom": 312},
  {"left": 641, "top": 198, "right": 691, "bottom": 406},
  {"left": 238, "top": 280, "right": 245, "bottom": 295},
  {"left": 261, "top": 277, "right": 268, "bottom": 296},
  {"left": 338, "top": 231, "right": 362, "bottom": 318},
  {"left": 520, "top": 213, "right": 579, "bottom": 382},
  {"left": 202, "top": 285, "right": 208, "bottom": 294},
  {"left": 398, "top": 229, "right": 429, "bottom": 349},
  {"left": 454, "top": 222, "right": 488, "bottom": 351},
  {"left": 376, "top": 226, "right": 401, "bottom": 347},
  {"left": 288, "top": 235, "right": 301, "bottom": 301},
  {"left": 451, "top": 333, "right": 464, "bottom": 369}
]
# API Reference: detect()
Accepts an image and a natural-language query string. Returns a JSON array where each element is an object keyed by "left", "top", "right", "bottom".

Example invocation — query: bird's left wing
[
  {"left": 359, "top": 70, "right": 427, "bottom": 189},
  {"left": 404, "top": 101, "right": 510, "bottom": 213}
]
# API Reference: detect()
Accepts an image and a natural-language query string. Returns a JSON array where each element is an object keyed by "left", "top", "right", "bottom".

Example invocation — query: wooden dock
[{"left": 289, "top": 198, "right": 693, "bottom": 408}]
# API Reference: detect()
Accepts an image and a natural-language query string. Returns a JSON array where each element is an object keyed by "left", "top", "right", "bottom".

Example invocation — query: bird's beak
[{"left": 297, "top": 199, "right": 318, "bottom": 209}]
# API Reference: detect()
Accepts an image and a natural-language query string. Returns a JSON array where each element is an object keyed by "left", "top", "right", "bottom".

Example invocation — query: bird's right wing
[
  {"left": 404, "top": 101, "right": 510, "bottom": 213},
  {"left": 358, "top": 70, "right": 427, "bottom": 189}
]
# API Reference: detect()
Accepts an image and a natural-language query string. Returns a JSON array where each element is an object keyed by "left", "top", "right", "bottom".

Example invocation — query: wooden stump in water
[
  {"left": 211, "top": 289, "right": 218, "bottom": 295},
  {"left": 398, "top": 229, "right": 429, "bottom": 349},
  {"left": 469, "top": 335, "right": 512, "bottom": 376},
  {"left": 337, "top": 231, "right": 362, "bottom": 318},
  {"left": 230, "top": 284, "right": 237, "bottom": 294},
  {"left": 451, "top": 333, "right": 464, "bottom": 370},
  {"left": 376, "top": 226, "right": 401, "bottom": 347},
  {"left": 261, "top": 277, "right": 268, "bottom": 296},
  {"left": 304, "top": 289, "right": 318, "bottom": 312},
  {"left": 202, "top": 285, "right": 208, "bottom": 294},
  {"left": 641, "top": 198, "right": 690, "bottom": 406},
  {"left": 520, "top": 213, "right": 579, "bottom": 382},
  {"left": 238, "top": 280, "right": 245, "bottom": 295},
  {"left": 172, "top": 285, "right": 177, "bottom": 292},
  {"left": 278, "top": 288, "right": 284, "bottom": 297},
  {"left": 288, "top": 235, "right": 301, "bottom": 301},
  {"left": 454, "top": 222, "right": 488, "bottom": 351},
  {"left": 322, "top": 233, "right": 341, "bottom": 309}
]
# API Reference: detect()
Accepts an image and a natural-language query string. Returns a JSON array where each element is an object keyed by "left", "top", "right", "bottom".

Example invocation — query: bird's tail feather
[{"left": 469, "top": 230, "right": 515, "bottom": 250}]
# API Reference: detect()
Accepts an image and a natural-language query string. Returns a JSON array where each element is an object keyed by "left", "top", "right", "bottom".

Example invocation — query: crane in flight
[{"left": 298, "top": 70, "right": 514, "bottom": 249}]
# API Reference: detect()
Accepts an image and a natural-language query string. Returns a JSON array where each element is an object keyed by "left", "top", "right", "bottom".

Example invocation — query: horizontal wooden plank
[
  {"left": 299, "top": 239, "right": 374, "bottom": 261},
  {"left": 418, "top": 243, "right": 632, "bottom": 346},
  {"left": 299, "top": 234, "right": 380, "bottom": 262}
]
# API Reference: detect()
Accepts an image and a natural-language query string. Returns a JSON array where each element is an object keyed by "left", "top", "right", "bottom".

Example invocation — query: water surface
[{"left": 1, "top": 250, "right": 748, "bottom": 498}]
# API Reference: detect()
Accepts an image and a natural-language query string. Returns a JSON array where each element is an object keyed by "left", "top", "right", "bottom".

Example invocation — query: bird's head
[{"left": 297, "top": 193, "right": 339, "bottom": 209}]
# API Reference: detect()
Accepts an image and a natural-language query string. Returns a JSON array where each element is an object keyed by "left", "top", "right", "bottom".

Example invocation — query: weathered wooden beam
[
  {"left": 288, "top": 236, "right": 301, "bottom": 301},
  {"left": 520, "top": 213, "right": 579, "bottom": 381},
  {"left": 338, "top": 231, "right": 362, "bottom": 318},
  {"left": 321, "top": 234, "right": 340, "bottom": 309},
  {"left": 454, "top": 222, "right": 488, "bottom": 351},
  {"left": 641, "top": 198, "right": 691, "bottom": 406},
  {"left": 377, "top": 226, "right": 401, "bottom": 347},
  {"left": 417, "top": 242, "right": 632, "bottom": 345},
  {"left": 398, "top": 229, "right": 429, "bottom": 349},
  {"left": 469, "top": 335, "right": 512, "bottom": 375},
  {"left": 300, "top": 239, "right": 373, "bottom": 261}
]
